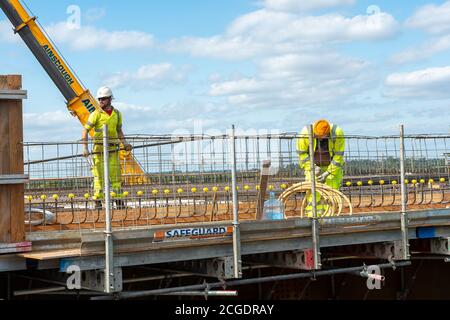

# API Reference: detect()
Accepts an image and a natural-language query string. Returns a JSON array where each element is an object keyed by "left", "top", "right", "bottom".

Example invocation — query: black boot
[
  {"left": 95, "top": 200, "right": 103, "bottom": 210},
  {"left": 115, "top": 199, "right": 126, "bottom": 210}
]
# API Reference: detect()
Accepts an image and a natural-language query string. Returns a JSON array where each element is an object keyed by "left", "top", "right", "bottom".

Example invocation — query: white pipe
[{"left": 24, "top": 208, "right": 56, "bottom": 226}]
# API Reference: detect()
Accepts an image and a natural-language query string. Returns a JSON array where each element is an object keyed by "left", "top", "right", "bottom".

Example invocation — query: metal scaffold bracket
[
  {"left": 246, "top": 250, "right": 316, "bottom": 271},
  {"left": 81, "top": 267, "right": 123, "bottom": 293},
  {"left": 0, "top": 89, "right": 27, "bottom": 100},
  {"left": 163, "top": 257, "right": 236, "bottom": 280},
  {"left": 374, "top": 241, "right": 407, "bottom": 262},
  {"left": 326, "top": 241, "right": 407, "bottom": 262},
  {"left": 430, "top": 237, "right": 450, "bottom": 255},
  {"left": 0, "top": 174, "right": 29, "bottom": 185}
]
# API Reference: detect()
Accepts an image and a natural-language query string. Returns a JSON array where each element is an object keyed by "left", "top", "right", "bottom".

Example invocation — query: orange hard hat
[{"left": 313, "top": 120, "right": 331, "bottom": 138}]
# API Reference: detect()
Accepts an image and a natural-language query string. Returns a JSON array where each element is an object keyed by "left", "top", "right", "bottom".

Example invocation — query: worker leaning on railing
[
  {"left": 81, "top": 86, "right": 132, "bottom": 209},
  {"left": 296, "top": 119, "right": 345, "bottom": 217}
]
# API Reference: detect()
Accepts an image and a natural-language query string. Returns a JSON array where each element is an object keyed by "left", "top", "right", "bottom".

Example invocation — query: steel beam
[
  {"left": 245, "top": 250, "right": 316, "bottom": 270},
  {"left": 92, "top": 261, "right": 411, "bottom": 300},
  {"left": 161, "top": 257, "right": 235, "bottom": 280},
  {"left": 60, "top": 228, "right": 418, "bottom": 272},
  {"left": 325, "top": 241, "right": 406, "bottom": 262},
  {"left": 0, "top": 255, "right": 26, "bottom": 272}
]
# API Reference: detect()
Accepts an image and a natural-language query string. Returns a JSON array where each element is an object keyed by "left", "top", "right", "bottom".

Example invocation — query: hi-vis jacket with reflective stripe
[
  {"left": 84, "top": 107, "right": 123, "bottom": 145},
  {"left": 296, "top": 124, "right": 345, "bottom": 176}
]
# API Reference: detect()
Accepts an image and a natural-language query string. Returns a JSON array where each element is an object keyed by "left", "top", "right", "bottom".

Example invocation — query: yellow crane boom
[{"left": 0, "top": 0, "right": 146, "bottom": 185}]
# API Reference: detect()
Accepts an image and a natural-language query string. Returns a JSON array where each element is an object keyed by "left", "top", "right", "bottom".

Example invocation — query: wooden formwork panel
[{"left": 0, "top": 75, "right": 25, "bottom": 243}]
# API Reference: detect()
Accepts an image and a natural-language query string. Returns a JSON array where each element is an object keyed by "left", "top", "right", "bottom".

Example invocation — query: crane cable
[{"left": 278, "top": 182, "right": 353, "bottom": 218}]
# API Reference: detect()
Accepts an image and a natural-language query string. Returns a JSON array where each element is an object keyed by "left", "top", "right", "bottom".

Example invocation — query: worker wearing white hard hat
[
  {"left": 96, "top": 86, "right": 114, "bottom": 100},
  {"left": 81, "top": 86, "right": 132, "bottom": 209}
]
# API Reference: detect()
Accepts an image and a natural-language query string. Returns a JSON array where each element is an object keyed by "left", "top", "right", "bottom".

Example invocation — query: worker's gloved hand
[
  {"left": 83, "top": 148, "right": 90, "bottom": 158},
  {"left": 314, "top": 166, "right": 321, "bottom": 176},
  {"left": 124, "top": 143, "right": 133, "bottom": 152},
  {"left": 317, "top": 171, "right": 330, "bottom": 183}
]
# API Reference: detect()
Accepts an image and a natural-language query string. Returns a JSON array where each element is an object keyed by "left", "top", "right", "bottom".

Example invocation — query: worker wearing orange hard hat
[{"left": 296, "top": 120, "right": 345, "bottom": 217}]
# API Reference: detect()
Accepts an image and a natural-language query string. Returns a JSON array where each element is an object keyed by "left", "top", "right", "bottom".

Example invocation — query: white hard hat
[{"left": 96, "top": 86, "right": 114, "bottom": 99}]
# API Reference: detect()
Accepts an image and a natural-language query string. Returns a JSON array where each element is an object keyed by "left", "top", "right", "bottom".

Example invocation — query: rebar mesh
[{"left": 23, "top": 133, "right": 450, "bottom": 233}]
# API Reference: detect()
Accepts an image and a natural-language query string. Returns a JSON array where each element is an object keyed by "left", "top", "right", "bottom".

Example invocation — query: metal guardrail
[{"left": 21, "top": 131, "right": 449, "bottom": 233}]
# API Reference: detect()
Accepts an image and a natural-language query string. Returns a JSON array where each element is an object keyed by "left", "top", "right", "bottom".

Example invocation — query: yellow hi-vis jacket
[
  {"left": 296, "top": 124, "right": 345, "bottom": 176},
  {"left": 84, "top": 107, "right": 123, "bottom": 148}
]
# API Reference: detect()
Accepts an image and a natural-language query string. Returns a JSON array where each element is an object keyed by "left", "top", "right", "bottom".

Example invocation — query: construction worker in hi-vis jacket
[
  {"left": 81, "top": 86, "right": 132, "bottom": 209},
  {"left": 296, "top": 119, "right": 345, "bottom": 217}
]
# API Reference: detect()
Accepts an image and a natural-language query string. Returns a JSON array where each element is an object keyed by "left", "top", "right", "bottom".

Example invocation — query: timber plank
[
  {"left": 0, "top": 186, "right": 11, "bottom": 243},
  {"left": 8, "top": 97, "right": 24, "bottom": 242},
  {"left": 0, "top": 75, "right": 21, "bottom": 90},
  {"left": 18, "top": 248, "right": 82, "bottom": 260},
  {"left": 0, "top": 104, "right": 9, "bottom": 174},
  {"left": 8, "top": 98, "right": 23, "bottom": 173},
  {"left": 10, "top": 185, "right": 25, "bottom": 242},
  {"left": 0, "top": 75, "right": 25, "bottom": 243}
]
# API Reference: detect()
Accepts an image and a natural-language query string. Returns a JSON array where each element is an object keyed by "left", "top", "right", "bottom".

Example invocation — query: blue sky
[{"left": 1, "top": 0, "right": 449, "bottom": 141}]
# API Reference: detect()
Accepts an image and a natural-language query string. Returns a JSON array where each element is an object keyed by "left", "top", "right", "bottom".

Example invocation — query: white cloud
[
  {"left": 0, "top": 18, "right": 153, "bottom": 51},
  {"left": 85, "top": 7, "right": 107, "bottom": 23},
  {"left": 103, "top": 63, "right": 191, "bottom": 90},
  {"left": 391, "top": 34, "right": 450, "bottom": 64},
  {"left": 166, "top": 36, "right": 268, "bottom": 60},
  {"left": 394, "top": 2, "right": 450, "bottom": 63},
  {"left": 261, "top": 52, "right": 368, "bottom": 79},
  {"left": 46, "top": 22, "right": 154, "bottom": 51},
  {"left": 385, "top": 66, "right": 450, "bottom": 98},
  {"left": 210, "top": 78, "right": 271, "bottom": 96},
  {"left": 24, "top": 111, "right": 73, "bottom": 127},
  {"left": 406, "top": 1, "right": 450, "bottom": 34},
  {"left": 113, "top": 102, "right": 153, "bottom": 113},
  {"left": 263, "top": 0, "right": 356, "bottom": 12},
  {"left": 228, "top": 10, "right": 398, "bottom": 42},
  {"left": 109, "top": 101, "right": 229, "bottom": 134},
  {"left": 23, "top": 111, "right": 79, "bottom": 141},
  {"left": 167, "top": 9, "right": 399, "bottom": 60},
  {"left": 209, "top": 52, "right": 371, "bottom": 107}
]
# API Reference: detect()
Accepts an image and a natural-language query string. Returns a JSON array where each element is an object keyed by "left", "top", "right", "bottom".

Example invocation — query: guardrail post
[
  {"left": 103, "top": 124, "right": 115, "bottom": 293},
  {"left": 230, "top": 125, "right": 242, "bottom": 279},
  {"left": 255, "top": 160, "right": 271, "bottom": 220},
  {"left": 399, "top": 125, "right": 410, "bottom": 260},
  {"left": 308, "top": 125, "right": 321, "bottom": 270}
]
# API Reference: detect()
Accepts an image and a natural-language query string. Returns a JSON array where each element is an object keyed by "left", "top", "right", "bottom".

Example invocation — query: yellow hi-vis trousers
[
  {"left": 92, "top": 146, "right": 122, "bottom": 200},
  {"left": 304, "top": 166, "right": 343, "bottom": 218}
]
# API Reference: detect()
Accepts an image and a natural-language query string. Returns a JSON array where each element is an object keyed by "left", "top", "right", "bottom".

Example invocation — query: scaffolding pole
[
  {"left": 399, "top": 125, "right": 411, "bottom": 260},
  {"left": 308, "top": 125, "right": 321, "bottom": 269},
  {"left": 103, "top": 124, "right": 115, "bottom": 293},
  {"left": 230, "top": 125, "right": 242, "bottom": 279}
]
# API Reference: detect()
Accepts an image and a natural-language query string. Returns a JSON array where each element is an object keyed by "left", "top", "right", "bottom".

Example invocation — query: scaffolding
[{"left": 2, "top": 112, "right": 450, "bottom": 299}]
